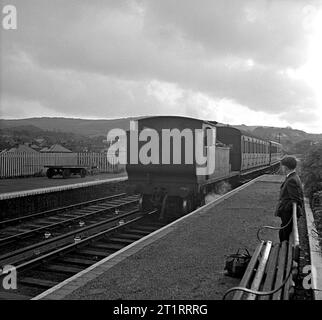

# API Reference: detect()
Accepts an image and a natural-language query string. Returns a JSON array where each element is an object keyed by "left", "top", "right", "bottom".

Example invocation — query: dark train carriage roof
[
  {"left": 137, "top": 115, "right": 217, "bottom": 127},
  {"left": 217, "top": 125, "right": 270, "bottom": 142},
  {"left": 133, "top": 115, "right": 227, "bottom": 146}
]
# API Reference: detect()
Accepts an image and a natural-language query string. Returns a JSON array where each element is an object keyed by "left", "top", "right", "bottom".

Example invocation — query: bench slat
[
  {"left": 259, "top": 243, "right": 281, "bottom": 300},
  {"left": 247, "top": 241, "right": 272, "bottom": 300},
  {"left": 232, "top": 241, "right": 264, "bottom": 300},
  {"left": 272, "top": 241, "right": 288, "bottom": 300},
  {"left": 283, "top": 239, "right": 294, "bottom": 300}
]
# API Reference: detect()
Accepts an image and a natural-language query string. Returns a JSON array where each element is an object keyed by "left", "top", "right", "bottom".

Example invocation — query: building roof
[
  {"left": 30, "top": 144, "right": 41, "bottom": 149},
  {"left": 6, "top": 144, "right": 39, "bottom": 153}
]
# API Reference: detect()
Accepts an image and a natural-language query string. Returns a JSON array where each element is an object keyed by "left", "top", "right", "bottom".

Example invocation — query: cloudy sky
[{"left": 1, "top": 0, "right": 322, "bottom": 133}]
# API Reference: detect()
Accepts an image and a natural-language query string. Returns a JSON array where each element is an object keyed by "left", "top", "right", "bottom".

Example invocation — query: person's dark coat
[
  {"left": 275, "top": 172, "right": 304, "bottom": 218},
  {"left": 275, "top": 171, "right": 304, "bottom": 241}
]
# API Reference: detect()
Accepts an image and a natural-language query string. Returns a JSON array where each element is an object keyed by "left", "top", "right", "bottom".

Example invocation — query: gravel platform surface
[{"left": 61, "top": 175, "right": 284, "bottom": 300}]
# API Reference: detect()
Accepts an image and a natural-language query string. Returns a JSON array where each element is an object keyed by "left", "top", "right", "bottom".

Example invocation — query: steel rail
[
  {"left": 15, "top": 209, "right": 158, "bottom": 274},
  {"left": 0, "top": 195, "right": 139, "bottom": 246},
  {"left": 0, "top": 192, "right": 127, "bottom": 228},
  {"left": 0, "top": 206, "right": 144, "bottom": 267}
]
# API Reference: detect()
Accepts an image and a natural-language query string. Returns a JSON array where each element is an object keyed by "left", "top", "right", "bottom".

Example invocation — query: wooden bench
[{"left": 223, "top": 202, "right": 300, "bottom": 300}]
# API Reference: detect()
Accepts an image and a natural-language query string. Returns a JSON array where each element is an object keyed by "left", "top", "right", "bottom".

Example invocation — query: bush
[{"left": 301, "top": 143, "right": 322, "bottom": 202}]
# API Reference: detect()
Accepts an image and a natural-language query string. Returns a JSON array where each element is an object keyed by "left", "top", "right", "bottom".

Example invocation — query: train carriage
[
  {"left": 125, "top": 116, "right": 283, "bottom": 219},
  {"left": 269, "top": 140, "right": 283, "bottom": 164},
  {"left": 126, "top": 116, "right": 231, "bottom": 216},
  {"left": 216, "top": 126, "right": 271, "bottom": 173}
]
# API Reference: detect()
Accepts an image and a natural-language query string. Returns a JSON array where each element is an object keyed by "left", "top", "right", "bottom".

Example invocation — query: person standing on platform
[{"left": 275, "top": 156, "right": 304, "bottom": 242}]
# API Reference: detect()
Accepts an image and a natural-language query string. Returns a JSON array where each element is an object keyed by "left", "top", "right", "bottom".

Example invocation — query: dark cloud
[
  {"left": 0, "top": 0, "right": 321, "bottom": 131},
  {"left": 144, "top": 0, "right": 316, "bottom": 68}
]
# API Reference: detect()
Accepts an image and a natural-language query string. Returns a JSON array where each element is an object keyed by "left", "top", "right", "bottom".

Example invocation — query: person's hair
[{"left": 281, "top": 156, "right": 297, "bottom": 170}]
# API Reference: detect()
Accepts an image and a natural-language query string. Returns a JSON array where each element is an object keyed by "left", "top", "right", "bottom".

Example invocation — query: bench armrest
[
  {"left": 292, "top": 202, "right": 300, "bottom": 261},
  {"left": 256, "top": 220, "right": 292, "bottom": 242},
  {"left": 222, "top": 265, "right": 293, "bottom": 300},
  {"left": 257, "top": 202, "right": 299, "bottom": 243}
]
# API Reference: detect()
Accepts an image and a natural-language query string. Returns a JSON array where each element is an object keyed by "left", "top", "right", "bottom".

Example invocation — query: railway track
[
  {"left": 0, "top": 192, "right": 171, "bottom": 300},
  {"left": 0, "top": 209, "right": 164, "bottom": 300},
  {"left": 0, "top": 193, "right": 138, "bottom": 256}
]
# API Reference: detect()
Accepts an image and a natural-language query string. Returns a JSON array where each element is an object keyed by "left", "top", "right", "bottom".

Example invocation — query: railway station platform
[
  {"left": 0, "top": 172, "right": 127, "bottom": 196},
  {"left": 35, "top": 174, "right": 287, "bottom": 300},
  {"left": 0, "top": 172, "right": 128, "bottom": 220}
]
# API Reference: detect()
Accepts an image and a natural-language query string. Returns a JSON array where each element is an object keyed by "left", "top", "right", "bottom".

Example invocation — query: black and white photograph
[{"left": 0, "top": 0, "right": 322, "bottom": 308}]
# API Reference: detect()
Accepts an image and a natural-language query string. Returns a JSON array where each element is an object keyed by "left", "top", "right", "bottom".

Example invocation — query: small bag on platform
[{"left": 224, "top": 248, "right": 251, "bottom": 278}]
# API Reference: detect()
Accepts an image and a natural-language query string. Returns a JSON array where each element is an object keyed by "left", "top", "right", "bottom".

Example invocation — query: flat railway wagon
[
  {"left": 126, "top": 116, "right": 231, "bottom": 217},
  {"left": 45, "top": 165, "right": 88, "bottom": 179}
]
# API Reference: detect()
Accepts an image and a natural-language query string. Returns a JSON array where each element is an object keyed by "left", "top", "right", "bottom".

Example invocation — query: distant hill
[
  {"left": 233, "top": 125, "right": 322, "bottom": 152},
  {"left": 1, "top": 117, "right": 322, "bottom": 153},
  {"left": 252, "top": 126, "right": 322, "bottom": 142},
  {"left": 0, "top": 121, "right": 110, "bottom": 152},
  {"left": 0, "top": 124, "right": 45, "bottom": 135},
  {"left": 0, "top": 117, "right": 141, "bottom": 137},
  {"left": 233, "top": 124, "right": 259, "bottom": 132}
]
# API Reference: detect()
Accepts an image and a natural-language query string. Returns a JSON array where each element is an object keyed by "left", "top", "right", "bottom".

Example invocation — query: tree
[
  {"left": 301, "top": 143, "right": 322, "bottom": 202},
  {"left": 292, "top": 139, "right": 314, "bottom": 155}
]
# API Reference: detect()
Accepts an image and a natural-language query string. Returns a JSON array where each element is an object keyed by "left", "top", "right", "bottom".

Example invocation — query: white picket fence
[{"left": 0, "top": 152, "right": 122, "bottom": 178}]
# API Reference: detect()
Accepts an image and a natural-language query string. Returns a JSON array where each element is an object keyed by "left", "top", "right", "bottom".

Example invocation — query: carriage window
[
  {"left": 203, "top": 127, "right": 216, "bottom": 146},
  {"left": 203, "top": 128, "right": 208, "bottom": 146}
]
